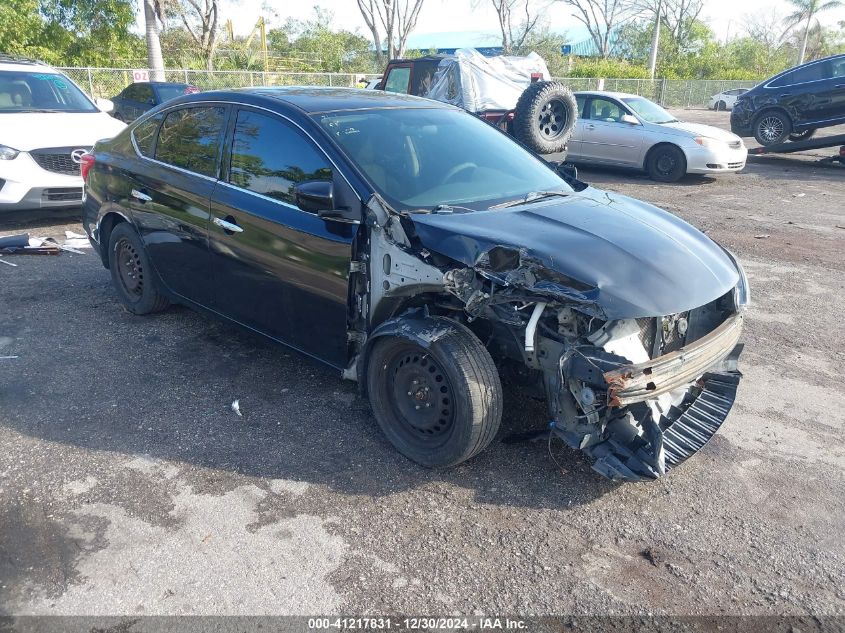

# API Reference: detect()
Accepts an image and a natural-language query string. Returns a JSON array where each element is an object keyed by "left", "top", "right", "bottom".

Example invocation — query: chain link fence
[
  {"left": 58, "top": 67, "right": 758, "bottom": 109},
  {"left": 58, "top": 67, "right": 382, "bottom": 101}
]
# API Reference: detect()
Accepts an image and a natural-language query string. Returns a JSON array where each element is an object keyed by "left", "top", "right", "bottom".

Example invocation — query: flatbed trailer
[{"left": 748, "top": 133, "right": 845, "bottom": 164}]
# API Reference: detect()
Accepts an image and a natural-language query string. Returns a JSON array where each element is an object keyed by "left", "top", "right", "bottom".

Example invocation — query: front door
[
  {"left": 207, "top": 107, "right": 358, "bottom": 367},
  {"left": 577, "top": 96, "right": 644, "bottom": 166},
  {"left": 129, "top": 104, "right": 227, "bottom": 306}
]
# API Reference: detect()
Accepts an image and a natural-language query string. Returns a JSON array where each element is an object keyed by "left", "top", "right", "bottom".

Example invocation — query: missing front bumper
[{"left": 553, "top": 343, "right": 743, "bottom": 482}]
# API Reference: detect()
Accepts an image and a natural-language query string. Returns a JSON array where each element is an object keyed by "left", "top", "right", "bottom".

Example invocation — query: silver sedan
[{"left": 567, "top": 91, "right": 748, "bottom": 182}]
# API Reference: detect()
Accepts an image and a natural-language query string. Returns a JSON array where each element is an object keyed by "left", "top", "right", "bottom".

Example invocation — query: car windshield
[
  {"left": 315, "top": 107, "right": 569, "bottom": 211},
  {"left": 622, "top": 96, "right": 677, "bottom": 124},
  {"left": 0, "top": 70, "right": 97, "bottom": 113}
]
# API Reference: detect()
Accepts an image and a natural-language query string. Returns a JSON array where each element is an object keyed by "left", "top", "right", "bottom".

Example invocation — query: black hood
[{"left": 409, "top": 188, "right": 740, "bottom": 319}]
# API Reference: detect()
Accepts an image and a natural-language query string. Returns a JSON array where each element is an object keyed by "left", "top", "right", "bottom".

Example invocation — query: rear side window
[
  {"left": 228, "top": 109, "right": 332, "bottom": 205},
  {"left": 384, "top": 67, "right": 411, "bottom": 94},
  {"left": 132, "top": 113, "right": 163, "bottom": 157},
  {"left": 155, "top": 106, "right": 226, "bottom": 177}
]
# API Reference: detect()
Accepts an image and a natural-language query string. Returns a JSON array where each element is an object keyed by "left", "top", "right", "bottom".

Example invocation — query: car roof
[
  {"left": 172, "top": 86, "right": 446, "bottom": 114},
  {"left": 0, "top": 55, "right": 57, "bottom": 73},
  {"left": 573, "top": 90, "right": 644, "bottom": 100}
]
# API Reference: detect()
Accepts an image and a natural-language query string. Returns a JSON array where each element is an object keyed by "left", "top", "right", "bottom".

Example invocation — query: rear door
[
  {"left": 577, "top": 96, "right": 643, "bottom": 166},
  {"left": 207, "top": 107, "right": 358, "bottom": 367},
  {"left": 129, "top": 104, "right": 227, "bottom": 307}
]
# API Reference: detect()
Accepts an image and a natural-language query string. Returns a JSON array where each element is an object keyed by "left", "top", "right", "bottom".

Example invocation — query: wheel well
[
  {"left": 643, "top": 142, "right": 686, "bottom": 171},
  {"left": 97, "top": 213, "right": 126, "bottom": 268}
]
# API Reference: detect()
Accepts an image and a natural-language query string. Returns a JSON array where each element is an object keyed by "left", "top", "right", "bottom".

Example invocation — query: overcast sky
[{"left": 138, "top": 0, "right": 845, "bottom": 48}]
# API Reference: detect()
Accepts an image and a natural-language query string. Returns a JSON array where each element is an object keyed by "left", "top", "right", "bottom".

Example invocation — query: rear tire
[
  {"left": 108, "top": 222, "right": 170, "bottom": 315},
  {"left": 646, "top": 144, "right": 687, "bottom": 182},
  {"left": 366, "top": 318, "right": 502, "bottom": 468},
  {"left": 789, "top": 128, "right": 816, "bottom": 142},
  {"left": 513, "top": 81, "right": 578, "bottom": 154},
  {"left": 754, "top": 110, "right": 792, "bottom": 146}
]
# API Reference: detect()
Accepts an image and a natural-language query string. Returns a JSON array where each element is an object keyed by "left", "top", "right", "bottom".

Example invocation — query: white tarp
[{"left": 424, "top": 48, "right": 551, "bottom": 113}]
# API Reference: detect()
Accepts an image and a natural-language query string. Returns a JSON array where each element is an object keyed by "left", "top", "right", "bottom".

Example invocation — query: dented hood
[{"left": 409, "top": 188, "right": 740, "bottom": 319}]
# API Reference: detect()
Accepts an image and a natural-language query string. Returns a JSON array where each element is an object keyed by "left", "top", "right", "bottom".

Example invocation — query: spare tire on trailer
[{"left": 513, "top": 81, "right": 578, "bottom": 154}]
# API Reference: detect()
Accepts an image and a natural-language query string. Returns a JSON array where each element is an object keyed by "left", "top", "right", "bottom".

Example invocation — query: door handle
[
  {"left": 586, "top": 124, "right": 596, "bottom": 129},
  {"left": 130, "top": 188, "right": 152, "bottom": 202},
  {"left": 213, "top": 216, "right": 244, "bottom": 234}
]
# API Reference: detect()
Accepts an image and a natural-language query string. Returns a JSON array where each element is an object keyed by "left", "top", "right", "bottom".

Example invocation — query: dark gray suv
[{"left": 731, "top": 54, "right": 845, "bottom": 145}]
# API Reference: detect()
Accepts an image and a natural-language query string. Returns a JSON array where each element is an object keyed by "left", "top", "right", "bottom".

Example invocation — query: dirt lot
[{"left": 1, "top": 109, "right": 843, "bottom": 619}]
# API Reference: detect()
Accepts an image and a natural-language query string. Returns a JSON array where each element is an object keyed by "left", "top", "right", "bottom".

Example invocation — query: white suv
[{"left": 0, "top": 55, "right": 126, "bottom": 211}]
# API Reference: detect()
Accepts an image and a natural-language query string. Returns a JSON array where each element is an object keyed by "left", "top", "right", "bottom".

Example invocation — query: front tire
[
  {"left": 108, "top": 222, "right": 170, "bottom": 315},
  {"left": 646, "top": 144, "right": 687, "bottom": 182},
  {"left": 716, "top": 100, "right": 726, "bottom": 111},
  {"left": 754, "top": 110, "right": 792, "bottom": 146},
  {"left": 366, "top": 318, "right": 502, "bottom": 468}
]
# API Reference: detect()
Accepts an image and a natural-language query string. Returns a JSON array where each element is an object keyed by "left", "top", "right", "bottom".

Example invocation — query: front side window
[
  {"left": 771, "top": 62, "right": 828, "bottom": 87},
  {"left": 588, "top": 98, "right": 623, "bottom": 122},
  {"left": 0, "top": 70, "right": 97, "bottom": 113},
  {"left": 384, "top": 67, "right": 411, "bottom": 94},
  {"left": 228, "top": 110, "right": 332, "bottom": 205},
  {"left": 155, "top": 84, "right": 189, "bottom": 102},
  {"left": 316, "top": 107, "right": 568, "bottom": 210},
  {"left": 155, "top": 106, "right": 225, "bottom": 177},
  {"left": 830, "top": 58, "right": 845, "bottom": 79},
  {"left": 134, "top": 84, "right": 154, "bottom": 103},
  {"left": 133, "top": 113, "right": 164, "bottom": 157}
]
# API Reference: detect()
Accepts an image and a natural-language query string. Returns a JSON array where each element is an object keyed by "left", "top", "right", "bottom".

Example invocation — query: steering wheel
[{"left": 443, "top": 162, "right": 478, "bottom": 183}]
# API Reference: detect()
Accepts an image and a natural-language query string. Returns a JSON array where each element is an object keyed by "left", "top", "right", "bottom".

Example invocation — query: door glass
[
  {"left": 136, "top": 84, "right": 154, "bottom": 104},
  {"left": 771, "top": 62, "right": 828, "bottom": 86},
  {"left": 228, "top": 110, "right": 332, "bottom": 205},
  {"left": 132, "top": 113, "right": 164, "bottom": 157},
  {"left": 830, "top": 58, "right": 845, "bottom": 78},
  {"left": 384, "top": 67, "right": 411, "bottom": 93},
  {"left": 155, "top": 106, "right": 226, "bottom": 177},
  {"left": 588, "top": 98, "right": 624, "bottom": 122}
]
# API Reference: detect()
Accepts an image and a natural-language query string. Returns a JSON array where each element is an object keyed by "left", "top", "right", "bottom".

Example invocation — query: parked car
[
  {"left": 379, "top": 48, "right": 579, "bottom": 154},
  {"left": 566, "top": 91, "right": 747, "bottom": 182},
  {"left": 81, "top": 87, "right": 748, "bottom": 482},
  {"left": 0, "top": 54, "right": 125, "bottom": 212},
  {"left": 708, "top": 88, "right": 748, "bottom": 111},
  {"left": 111, "top": 82, "right": 199, "bottom": 123},
  {"left": 731, "top": 53, "right": 845, "bottom": 145}
]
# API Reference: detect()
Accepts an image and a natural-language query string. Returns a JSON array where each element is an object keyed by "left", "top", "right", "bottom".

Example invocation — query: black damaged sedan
[{"left": 81, "top": 88, "right": 749, "bottom": 481}]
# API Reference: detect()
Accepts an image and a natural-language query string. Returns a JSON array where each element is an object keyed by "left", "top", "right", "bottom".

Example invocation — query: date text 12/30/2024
[{"left": 308, "top": 617, "right": 527, "bottom": 630}]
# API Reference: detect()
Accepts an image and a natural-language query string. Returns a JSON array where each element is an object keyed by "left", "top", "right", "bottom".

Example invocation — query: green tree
[{"left": 784, "top": 0, "right": 844, "bottom": 64}]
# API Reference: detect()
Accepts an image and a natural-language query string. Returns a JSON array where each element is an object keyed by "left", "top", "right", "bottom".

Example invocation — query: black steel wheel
[
  {"left": 108, "top": 222, "right": 170, "bottom": 315},
  {"left": 646, "top": 144, "right": 687, "bottom": 182},
  {"left": 754, "top": 110, "right": 792, "bottom": 146},
  {"left": 367, "top": 318, "right": 502, "bottom": 468}
]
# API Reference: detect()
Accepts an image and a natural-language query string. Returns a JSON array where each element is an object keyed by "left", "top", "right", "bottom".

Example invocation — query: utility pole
[{"left": 648, "top": 0, "right": 661, "bottom": 80}]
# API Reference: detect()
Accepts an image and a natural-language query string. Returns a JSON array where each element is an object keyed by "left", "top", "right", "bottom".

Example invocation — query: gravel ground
[{"left": 0, "top": 109, "right": 843, "bottom": 619}]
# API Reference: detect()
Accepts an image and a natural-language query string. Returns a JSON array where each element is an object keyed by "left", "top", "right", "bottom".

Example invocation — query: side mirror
[
  {"left": 95, "top": 98, "right": 114, "bottom": 113},
  {"left": 294, "top": 180, "right": 334, "bottom": 215},
  {"left": 621, "top": 114, "right": 639, "bottom": 125}
]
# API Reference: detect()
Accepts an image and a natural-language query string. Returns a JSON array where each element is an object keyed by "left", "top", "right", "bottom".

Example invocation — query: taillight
[{"left": 80, "top": 153, "right": 95, "bottom": 182}]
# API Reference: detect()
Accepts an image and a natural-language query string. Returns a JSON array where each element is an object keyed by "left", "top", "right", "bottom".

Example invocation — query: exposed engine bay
[{"left": 348, "top": 191, "right": 749, "bottom": 481}]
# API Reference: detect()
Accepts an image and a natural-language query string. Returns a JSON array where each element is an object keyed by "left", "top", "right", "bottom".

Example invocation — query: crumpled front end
[{"left": 548, "top": 309, "right": 744, "bottom": 481}]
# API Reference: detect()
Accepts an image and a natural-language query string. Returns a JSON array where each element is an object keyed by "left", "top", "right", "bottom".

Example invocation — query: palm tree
[
  {"left": 784, "top": 0, "right": 843, "bottom": 65},
  {"left": 144, "top": 0, "right": 167, "bottom": 80}
]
